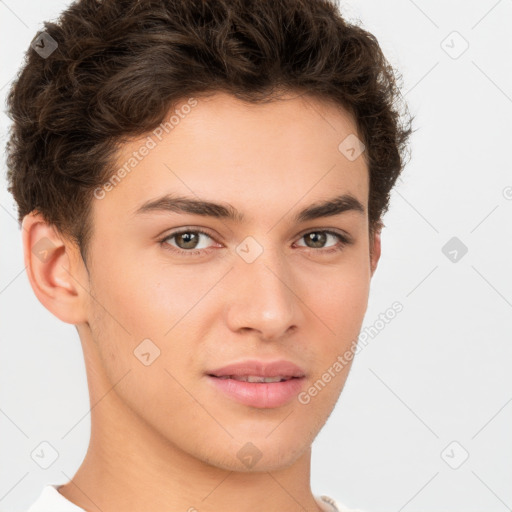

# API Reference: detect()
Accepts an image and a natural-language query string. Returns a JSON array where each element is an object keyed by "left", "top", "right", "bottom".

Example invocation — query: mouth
[
  {"left": 206, "top": 360, "right": 306, "bottom": 408},
  {"left": 209, "top": 375, "right": 298, "bottom": 383},
  {"left": 206, "top": 374, "right": 305, "bottom": 408},
  {"left": 207, "top": 359, "right": 306, "bottom": 379}
]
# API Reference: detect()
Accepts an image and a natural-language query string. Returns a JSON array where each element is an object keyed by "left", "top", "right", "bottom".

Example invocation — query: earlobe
[{"left": 21, "top": 212, "right": 89, "bottom": 325}]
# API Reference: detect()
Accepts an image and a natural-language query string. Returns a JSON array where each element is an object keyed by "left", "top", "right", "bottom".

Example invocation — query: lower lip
[{"left": 207, "top": 375, "right": 305, "bottom": 408}]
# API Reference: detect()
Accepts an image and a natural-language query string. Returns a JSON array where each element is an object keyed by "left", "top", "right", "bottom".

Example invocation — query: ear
[
  {"left": 21, "top": 211, "right": 89, "bottom": 325},
  {"left": 369, "top": 224, "right": 382, "bottom": 278}
]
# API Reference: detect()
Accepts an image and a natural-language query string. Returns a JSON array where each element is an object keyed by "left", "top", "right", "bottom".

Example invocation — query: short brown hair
[{"left": 5, "top": 0, "right": 412, "bottom": 266}]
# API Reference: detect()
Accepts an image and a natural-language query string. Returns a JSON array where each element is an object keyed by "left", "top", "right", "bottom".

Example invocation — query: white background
[{"left": 1, "top": 1, "right": 511, "bottom": 511}]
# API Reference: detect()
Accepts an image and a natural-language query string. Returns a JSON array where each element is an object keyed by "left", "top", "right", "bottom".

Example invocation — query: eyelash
[{"left": 158, "top": 228, "right": 352, "bottom": 257}]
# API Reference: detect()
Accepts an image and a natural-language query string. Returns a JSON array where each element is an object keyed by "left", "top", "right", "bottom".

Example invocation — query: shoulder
[
  {"left": 316, "top": 494, "right": 368, "bottom": 512},
  {"left": 25, "top": 484, "right": 85, "bottom": 511}
]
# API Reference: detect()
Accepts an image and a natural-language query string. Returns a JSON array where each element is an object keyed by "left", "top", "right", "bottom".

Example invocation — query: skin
[{"left": 22, "top": 91, "right": 381, "bottom": 512}]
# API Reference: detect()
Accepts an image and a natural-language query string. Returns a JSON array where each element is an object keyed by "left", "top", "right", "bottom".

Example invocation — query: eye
[
  {"left": 159, "top": 228, "right": 352, "bottom": 257},
  {"left": 159, "top": 228, "right": 217, "bottom": 256},
  {"left": 294, "top": 230, "right": 352, "bottom": 253}
]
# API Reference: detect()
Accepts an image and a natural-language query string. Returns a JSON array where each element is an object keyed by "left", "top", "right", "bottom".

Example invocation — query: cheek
[
  {"left": 87, "top": 253, "right": 210, "bottom": 383},
  {"left": 89, "top": 242, "right": 178, "bottom": 335},
  {"left": 307, "top": 261, "right": 370, "bottom": 339},
  {"left": 85, "top": 272, "right": 198, "bottom": 418}
]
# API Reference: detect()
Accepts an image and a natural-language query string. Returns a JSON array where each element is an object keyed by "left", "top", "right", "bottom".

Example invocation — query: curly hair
[{"left": 5, "top": 0, "right": 412, "bottom": 266}]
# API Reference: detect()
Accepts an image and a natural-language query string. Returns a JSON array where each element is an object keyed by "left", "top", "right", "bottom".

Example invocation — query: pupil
[
  {"left": 178, "top": 232, "right": 198, "bottom": 249},
  {"left": 307, "top": 232, "right": 326, "bottom": 248}
]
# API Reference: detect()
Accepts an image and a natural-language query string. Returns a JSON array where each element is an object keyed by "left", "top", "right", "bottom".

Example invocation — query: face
[{"left": 80, "top": 91, "right": 380, "bottom": 471}]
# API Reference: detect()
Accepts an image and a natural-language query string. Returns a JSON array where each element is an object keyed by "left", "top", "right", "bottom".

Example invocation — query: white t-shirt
[{"left": 25, "top": 484, "right": 366, "bottom": 512}]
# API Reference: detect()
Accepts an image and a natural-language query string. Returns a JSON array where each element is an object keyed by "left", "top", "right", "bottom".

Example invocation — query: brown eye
[
  {"left": 296, "top": 230, "right": 350, "bottom": 252},
  {"left": 160, "top": 229, "right": 216, "bottom": 256},
  {"left": 174, "top": 232, "right": 201, "bottom": 249},
  {"left": 303, "top": 231, "right": 328, "bottom": 248}
]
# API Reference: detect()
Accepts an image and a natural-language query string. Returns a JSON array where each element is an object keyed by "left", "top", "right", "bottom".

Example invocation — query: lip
[
  {"left": 206, "top": 359, "right": 306, "bottom": 409},
  {"left": 208, "top": 359, "right": 306, "bottom": 379}
]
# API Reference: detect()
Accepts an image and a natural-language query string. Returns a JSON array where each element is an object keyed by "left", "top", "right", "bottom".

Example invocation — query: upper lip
[{"left": 208, "top": 359, "right": 306, "bottom": 378}]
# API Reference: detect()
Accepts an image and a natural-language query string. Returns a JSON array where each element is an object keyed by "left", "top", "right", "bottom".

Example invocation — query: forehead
[{"left": 94, "top": 91, "right": 368, "bottom": 225}]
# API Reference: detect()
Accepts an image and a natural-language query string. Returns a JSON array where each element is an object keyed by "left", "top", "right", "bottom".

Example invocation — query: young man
[{"left": 6, "top": 0, "right": 412, "bottom": 510}]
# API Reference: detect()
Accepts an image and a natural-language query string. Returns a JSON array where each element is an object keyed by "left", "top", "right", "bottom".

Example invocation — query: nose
[{"left": 224, "top": 244, "right": 301, "bottom": 341}]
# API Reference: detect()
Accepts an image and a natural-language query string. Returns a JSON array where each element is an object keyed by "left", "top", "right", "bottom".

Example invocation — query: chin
[{"left": 195, "top": 433, "right": 311, "bottom": 473}]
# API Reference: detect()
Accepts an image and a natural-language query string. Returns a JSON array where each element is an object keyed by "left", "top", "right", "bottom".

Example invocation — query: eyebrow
[{"left": 133, "top": 193, "right": 365, "bottom": 223}]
